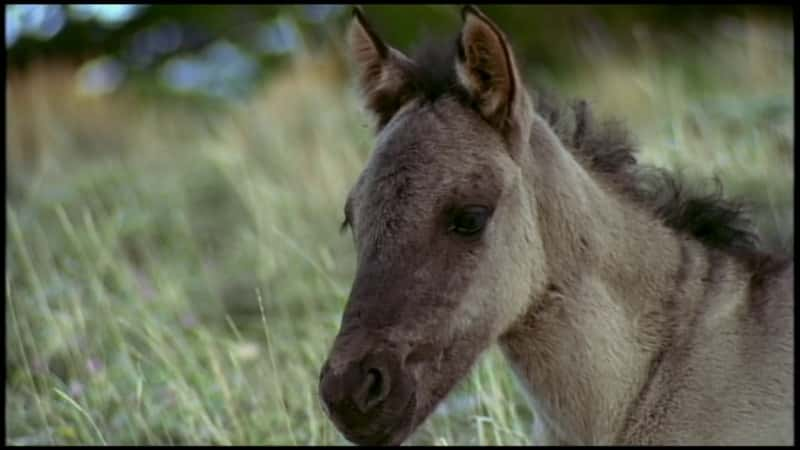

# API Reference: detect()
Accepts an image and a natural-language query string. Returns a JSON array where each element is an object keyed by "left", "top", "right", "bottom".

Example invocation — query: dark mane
[
  {"left": 407, "top": 36, "right": 470, "bottom": 105},
  {"left": 402, "top": 37, "right": 787, "bottom": 267},
  {"left": 535, "top": 93, "right": 759, "bottom": 251}
]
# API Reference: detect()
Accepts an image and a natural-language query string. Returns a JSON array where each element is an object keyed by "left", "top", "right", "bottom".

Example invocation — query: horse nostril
[
  {"left": 366, "top": 368, "right": 383, "bottom": 400},
  {"left": 354, "top": 367, "right": 390, "bottom": 413}
]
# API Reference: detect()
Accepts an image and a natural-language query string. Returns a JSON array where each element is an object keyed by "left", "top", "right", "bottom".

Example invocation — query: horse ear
[
  {"left": 456, "top": 5, "right": 527, "bottom": 132},
  {"left": 349, "top": 7, "right": 415, "bottom": 127}
]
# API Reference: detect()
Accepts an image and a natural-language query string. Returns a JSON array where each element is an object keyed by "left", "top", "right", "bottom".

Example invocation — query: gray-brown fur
[{"left": 319, "top": 6, "right": 793, "bottom": 445}]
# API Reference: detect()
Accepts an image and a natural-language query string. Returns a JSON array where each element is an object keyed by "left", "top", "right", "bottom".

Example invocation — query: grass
[{"left": 6, "top": 15, "right": 793, "bottom": 445}]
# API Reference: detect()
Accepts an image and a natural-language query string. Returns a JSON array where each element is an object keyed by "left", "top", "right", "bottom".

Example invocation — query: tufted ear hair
[
  {"left": 349, "top": 7, "right": 417, "bottom": 128},
  {"left": 456, "top": 5, "right": 530, "bottom": 134}
]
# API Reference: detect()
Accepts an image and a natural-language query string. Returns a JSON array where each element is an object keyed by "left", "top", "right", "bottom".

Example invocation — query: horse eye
[{"left": 449, "top": 206, "right": 491, "bottom": 236}]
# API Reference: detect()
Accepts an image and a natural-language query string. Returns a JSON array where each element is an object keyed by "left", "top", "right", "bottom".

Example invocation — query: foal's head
[{"left": 319, "top": 7, "right": 548, "bottom": 445}]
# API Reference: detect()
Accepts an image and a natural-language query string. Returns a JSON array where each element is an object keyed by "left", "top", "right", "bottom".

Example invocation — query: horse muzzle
[{"left": 319, "top": 347, "right": 418, "bottom": 445}]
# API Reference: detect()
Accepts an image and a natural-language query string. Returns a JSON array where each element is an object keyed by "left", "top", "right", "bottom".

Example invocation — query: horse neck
[{"left": 498, "top": 116, "right": 696, "bottom": 444}]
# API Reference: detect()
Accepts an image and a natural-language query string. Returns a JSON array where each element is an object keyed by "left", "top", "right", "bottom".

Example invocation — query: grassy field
[{"left": 6, "top": 15, "right": 793, "bottom": 445}]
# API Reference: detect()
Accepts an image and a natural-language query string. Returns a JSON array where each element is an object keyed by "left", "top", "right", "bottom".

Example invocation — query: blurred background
[{"left": 6, "top": 4, "right": 793, "bottom": 445}]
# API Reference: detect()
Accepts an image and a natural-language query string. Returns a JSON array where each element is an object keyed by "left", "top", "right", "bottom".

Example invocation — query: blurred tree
[{"left": 5, "top": 4, "right": 791, "bottom": 102}]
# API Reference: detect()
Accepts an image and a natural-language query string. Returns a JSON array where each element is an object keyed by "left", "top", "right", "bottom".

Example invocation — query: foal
[{"left": 319, "top": 6, "right": 793, "bottom": 445}]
